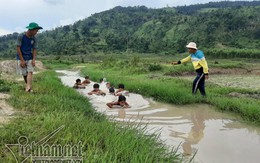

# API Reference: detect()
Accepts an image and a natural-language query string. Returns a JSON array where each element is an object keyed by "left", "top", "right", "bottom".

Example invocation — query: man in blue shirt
[{"left": 16, "top": 22, "right": 43, "bottom": 92}]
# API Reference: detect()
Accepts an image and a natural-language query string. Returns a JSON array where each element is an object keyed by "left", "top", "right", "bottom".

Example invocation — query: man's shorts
[{"left": 16, "top": 60, "right": 34, "bottom": 76}]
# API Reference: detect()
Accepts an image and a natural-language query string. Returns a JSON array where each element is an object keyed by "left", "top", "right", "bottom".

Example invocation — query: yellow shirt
[{"left": 180, "top": 50, "right": 209, "bottom": 74}]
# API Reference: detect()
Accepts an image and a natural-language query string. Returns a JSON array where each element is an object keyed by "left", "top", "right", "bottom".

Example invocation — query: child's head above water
[
  {"left": 118, "top": 95, "right": 128, "bottom": 106},
  {"left": 76, "top": 79, "right": 81, "bottom": 84},
  {"left": 109, "top": 87, "right": 115, "bottom": 93},
  {"left": 93, "top": 83, "right": 100, "bottom": 89},
  {"left": 118, "top": 84, "right": 125, "bottom": 89},
  {"left": 118, "top": 95, "right": 126, "bottom": 102}
]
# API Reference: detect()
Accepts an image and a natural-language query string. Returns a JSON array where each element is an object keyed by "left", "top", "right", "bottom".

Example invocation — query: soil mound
[
  {"left": 0, "top": 60, "right": 45, "bottom": 75},
  {"left": 228, "top": 92, "right": 260, "bottom": 99},
  {"left": 165, "top": 68, "right": 260, "bottom": 77}
]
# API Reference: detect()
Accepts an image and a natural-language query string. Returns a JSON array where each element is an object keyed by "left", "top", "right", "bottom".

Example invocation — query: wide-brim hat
[
  {"left": 186, "top": 42, "right": 197, "bottom": 50},
  {"left": 26, "top": 22, "right": 43, "bottom": 30}
]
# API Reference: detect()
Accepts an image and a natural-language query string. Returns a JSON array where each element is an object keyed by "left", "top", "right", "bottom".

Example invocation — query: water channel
[{"left": 57, "top": 70, "right": 260, "bottom": 163}]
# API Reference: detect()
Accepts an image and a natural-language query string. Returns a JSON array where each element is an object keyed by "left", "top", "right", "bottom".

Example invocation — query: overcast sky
[{"left": 0, "top": 0, "right": 254, "bottom": 36}]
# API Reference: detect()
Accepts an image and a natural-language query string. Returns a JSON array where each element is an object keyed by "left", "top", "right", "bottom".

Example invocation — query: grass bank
[
  {"left": 81, "top": 64, "right": 260, "bottom": 123},
  {"left": 0, "top": 79, "right": 11, "bottom": 92},
  {"left": 0, "top": 71, "right": 181, "bottom": 162}
]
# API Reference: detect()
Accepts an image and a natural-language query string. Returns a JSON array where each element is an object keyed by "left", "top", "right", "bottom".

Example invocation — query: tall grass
[
  {"left": 0, "top": 79, "right": 11, "bottom": 92},
  {"left": 0, "top": 71, "right": 181, "bottom": 162},
  {"left": 204, "top": 48, "right": 260, "bottom": 58},
  {"left": 82, "top": 65, "right": 204, "bottom": 105}
]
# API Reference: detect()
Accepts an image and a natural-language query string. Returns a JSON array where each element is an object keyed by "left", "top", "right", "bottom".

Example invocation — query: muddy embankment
[
  {"left": 0, "top": 60, "right": 45, "bottom": 125},
  {"left": 0, "top": 60, "right": 45, "bottom": 78},
  {"left": 0, "top": 93, "right": 14, "bottom": 124}
]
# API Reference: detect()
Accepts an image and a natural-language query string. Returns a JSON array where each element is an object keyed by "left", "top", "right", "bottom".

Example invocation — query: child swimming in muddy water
[
  {"left": 88, "top": 83, "right": 106, "bottom": 96},
  {"left": 106, "top": 82, "right": 115, "bottom": 94},
  {"left": 106, "top": 82, "right": 111, "bottom": 89},
  {"left": 106, "top": 95, "right": 130, "bottom": 109},
  {"left": 82, "top": 75, "right": 91, "bottom": 85},
  {"left": 73, "top": 79, "right": 86, "bottom": 89},
  {"left": 115, "top": 83, "right": 129, "bottom": 96},
  {"left": 109, "top": 87, "right": 115, "bottom": 94}
]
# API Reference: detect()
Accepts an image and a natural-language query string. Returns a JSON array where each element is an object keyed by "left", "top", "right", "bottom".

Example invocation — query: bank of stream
[{"left": 58, "top": 70, "right": 260, "bottom": 163}]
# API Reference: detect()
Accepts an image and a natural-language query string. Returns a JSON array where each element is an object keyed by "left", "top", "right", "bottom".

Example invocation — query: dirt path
[
  {"left": 0, "top": 60, "right": 45, "bottom": 79},
  {"left": 0, "top": 60, "right": 45, "bottom": 125},
  {"left": 166, "top": 67, "right": 260, "bottom": 76},
  {"left": 0, "top": 93, "right": 14, "bottom": 124}
]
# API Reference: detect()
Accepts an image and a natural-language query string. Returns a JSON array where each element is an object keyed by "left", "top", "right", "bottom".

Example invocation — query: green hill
[{"left": 0, "top": 1, "right": 259, "bottom": 58}]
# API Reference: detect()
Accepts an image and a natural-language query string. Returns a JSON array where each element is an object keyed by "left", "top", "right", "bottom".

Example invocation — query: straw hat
[{"left": 186, "top": 42, "right": 197, "bottom": 50}]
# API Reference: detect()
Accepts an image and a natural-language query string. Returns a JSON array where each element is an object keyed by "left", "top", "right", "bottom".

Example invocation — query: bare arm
[
  {"left": 205, "top": 74, "right": 209, "bottom": 80},
  {"left": 99, "top": 90, "right": 106, "bottom": 96},
  {"left": 115, "top": 92, "right": 122, "bottom": 96},
  {"left": 172, "top": 61, "right": 180, "bottom": 65},
  {"left": 17, "top": 46, "right": 26, "bottom": 67},
  {"left": 88, "top": 91, "right": 94, "bottom": 95},
  {"left": 122, "top": 102, "right": 131, "bottom": 108},
  {"left": 32, "top": 49, "right": 37, "bottom": 66},
  {"left": 107, "top": 102, "right": 117, "bottom": 108}
]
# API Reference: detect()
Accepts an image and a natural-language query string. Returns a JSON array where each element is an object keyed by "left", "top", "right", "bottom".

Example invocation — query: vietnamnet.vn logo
[{"left": 5, "top": 125, "right": 83, "bottom": 163}]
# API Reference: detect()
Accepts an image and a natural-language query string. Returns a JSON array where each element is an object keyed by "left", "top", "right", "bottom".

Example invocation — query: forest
[{"left": 0, "top": 1, "right": 259, "bottom": 58}]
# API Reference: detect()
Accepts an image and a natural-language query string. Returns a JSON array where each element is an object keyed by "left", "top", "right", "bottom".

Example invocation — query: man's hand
[
  {"left": 205, "top": 74, "right": 209, "bottom": 80},
  {"left": 172, "top": 62, "right": 179, "bottom": 65},
  {"left": 20, "top": 60, "right": 26, "bottom": 68},
  {"left": 32, "top": 60, "right": 36, "bottom": 67}
]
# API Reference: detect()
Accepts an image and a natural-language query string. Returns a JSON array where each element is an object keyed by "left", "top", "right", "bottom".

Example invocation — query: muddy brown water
[{"left": 58, "top": 70, "right": 260, "bottom": 163}]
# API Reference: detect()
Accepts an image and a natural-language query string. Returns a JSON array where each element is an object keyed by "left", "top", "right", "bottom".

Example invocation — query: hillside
[{"left": 0, "top": 1, "right": 259, "bottom": 58}]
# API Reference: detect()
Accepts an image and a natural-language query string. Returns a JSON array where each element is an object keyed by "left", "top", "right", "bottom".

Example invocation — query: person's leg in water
[{"left": 192, "top": 73, "right": 204, "bottom": 95}]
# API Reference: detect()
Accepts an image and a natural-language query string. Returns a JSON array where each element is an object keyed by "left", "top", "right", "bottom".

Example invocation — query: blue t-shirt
[
  {"left": 16, "top": 33, "right": 38, "bottom": 60},
  {"left": 190, "top": 50, "right": 205, "bottom": 61}
]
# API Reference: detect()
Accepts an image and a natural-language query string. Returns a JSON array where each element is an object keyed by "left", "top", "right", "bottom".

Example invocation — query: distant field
[{"left": 181, "top": 74, "right": 260, "bottom": 91}]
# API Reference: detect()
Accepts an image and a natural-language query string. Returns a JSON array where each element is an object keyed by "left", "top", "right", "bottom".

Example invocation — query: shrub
[
  {"left": 0, "top": 79, "right": 11, "bottom": 92},
  {"left": 148, "top": 63, "right": 163, "bottom": 72}
]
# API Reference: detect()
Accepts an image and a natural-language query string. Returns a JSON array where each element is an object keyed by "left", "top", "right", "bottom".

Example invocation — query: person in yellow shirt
[{"left": 172, "top": 42, "right": 209, "bottom": 96}]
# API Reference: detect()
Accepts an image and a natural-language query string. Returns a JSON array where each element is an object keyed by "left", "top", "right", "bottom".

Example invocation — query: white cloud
[
  {"left": 43, "top": 0, "right": 64, "bottom": 5},
  {"left": 14, "top": 26, "right": 26, "bottom": 33},
  {"left": 59, "top": 18, "right": 74, "bottom": 26},
  {"left": 0, "top": 28, "right": 14, "bottom": 36}
]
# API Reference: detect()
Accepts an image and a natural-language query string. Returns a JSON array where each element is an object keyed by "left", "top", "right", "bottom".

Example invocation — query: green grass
[
  {"left": 81, "top": 64, "right": 260, "bottom": 123},
  {"left": 0, "top": 71, "right": 181, "bottom": 162},
  {"left": 41, "top": 59, "right": 76, "bottom": 69},
  {"left": 208, "top": 60, "right": 244, "bottom": 69},
  {"left": 0, "top": 79, "right": 11, "bottom": 92},
  {"left": 204, "top": 48, "right": 260, "bottom": 59}
]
